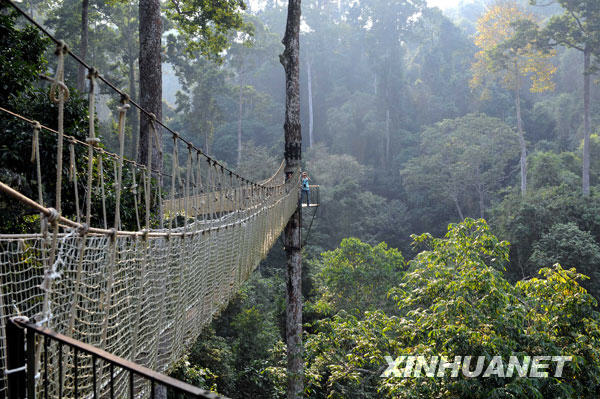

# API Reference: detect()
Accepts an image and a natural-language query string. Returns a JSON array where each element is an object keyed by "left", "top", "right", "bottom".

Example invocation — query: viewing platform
[{"left": 300, "top": 185, "right": 320, "bottom": 208}]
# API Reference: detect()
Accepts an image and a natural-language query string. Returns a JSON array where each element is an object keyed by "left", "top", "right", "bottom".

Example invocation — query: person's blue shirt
[{"left": 302, "top": 177, "right": 310, "bottom": 191}]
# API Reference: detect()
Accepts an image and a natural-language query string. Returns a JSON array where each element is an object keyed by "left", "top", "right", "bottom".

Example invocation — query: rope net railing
[{"left": 0, "top": 2, "right": 299, "bottom": 398}]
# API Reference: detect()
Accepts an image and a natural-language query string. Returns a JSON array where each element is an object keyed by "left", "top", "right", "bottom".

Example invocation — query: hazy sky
[
  {"left": 248, "top": 0, "right": 467, "bottom": 12},
  {"left": 427, "top": 0, "right": 464, "bottom": 10}
]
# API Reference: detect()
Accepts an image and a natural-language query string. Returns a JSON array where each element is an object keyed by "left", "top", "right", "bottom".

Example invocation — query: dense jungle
[{"left": 2, "top": 0, "right": 600, "bottom": 398}]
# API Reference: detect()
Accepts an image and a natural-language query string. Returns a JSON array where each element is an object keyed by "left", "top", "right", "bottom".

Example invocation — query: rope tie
[
  {"left": 69, "top": 141, "right": 81, "bottom": 223},
  {"left": 87, "top": 67, "right": 99, "bottom": 81},
  {"left": 169, "top": 136, "right": 177, "bottom": 229},
  {"left": 77, "top": 223, "right": 89, "bottom": 236},
  {"left": 46, "top": 207, "right": 60, "bottom": 224},
  {"left": 68, "top": 141, "right": 76, "bottom": 182},
  {"left": 31, "top": 121, "right": 44, "bottom": 212},
  {"left": 86, "top": 137, "right": 101, "bottom": 146},
  {"left": 118, "top": 103, "right": 131, "bottom": 113},
  {"left": 184, "top": 146, "right": 192, "bottom": 230},
  {"left": 114, "top": 97, "right": 129, "bottom": 229},
  {"left": 49, "top": 41, "right": 69, "bottom": 104},
  {"left": 128, "top": 166, "right": 141, "bottom": 229},
  {"left": 50, "top": 40, "right": 69, "bottom": 222},
  {"left": 176, "top": 145, "right": 184, "bottom": 189},
  {"left": 98, "top": 155, "right": 107, "bottom": 229},
  {"left": 42, "top": 68, "right": 68, "bottom": 371},
  {"left": 85, "top": 66, "right": 98, "bottom": 227},
  {"left": 30, "top": 122, "right": 41, "bottom": 163},
  {"left": 196, "top": 152, "right": 205, "bottom": 222}
]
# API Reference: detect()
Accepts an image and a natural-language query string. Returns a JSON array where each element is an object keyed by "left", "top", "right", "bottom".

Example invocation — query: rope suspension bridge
[{"left": 0, "top": 1, "right": 316, "bottom": 397}]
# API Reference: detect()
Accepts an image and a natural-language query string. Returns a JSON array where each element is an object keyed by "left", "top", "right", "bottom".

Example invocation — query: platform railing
[
  {"left": 299, "top": 185, "right": 319, "bottom": 207},
  {"left": 5, "top": 317, "right": 228, "bottom": 399}
]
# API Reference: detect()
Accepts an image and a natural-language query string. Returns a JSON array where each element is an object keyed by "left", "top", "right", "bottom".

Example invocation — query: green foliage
[
  {"left": 402, "top": 113, "right": 519, "bottom": 222},
  {"left": 304, "top": 145, "right": 410, "bottom": 251},
  {"left": 0, "top": 7, "right": 48, "bottom": 101},
  {"left": 165, "top": 0, "right": 250, "bottom": 58},
  {"left": 304, "top": 220, "right": 600, "bottom": 399},
  {"left": 529, "top": 222, "right": 600, "bottom": 300},
  {"left": 177, "top": 270, "right": 286, "bottom": 399},
  {"left": 528, "top": 151, "right": 579, "bottom": 189},
  {"left": 7, "top": 1, "right": 600, "bottom": 398},
  {"left": 492, "top": 186, "right": 600, "bottom": 288},
  {"left": 169, "top": 356, "right": 219, "bottom": 394},
  {"left": 313, "top": 238, "right": 405, "bottom": 316},
  {"left": 0, "top": 7, "right": 87, "bottom": 232},
  {"left": 0, "top": 7, "right": 156, "bottom": 232},
  {"left": 533, "top": 0, "right": 600, "bottom": 59}
]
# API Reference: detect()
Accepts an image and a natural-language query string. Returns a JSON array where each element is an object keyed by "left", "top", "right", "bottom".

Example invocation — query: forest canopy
[{"left": 2, "top": 0, "right": 600, "bottom": 398}]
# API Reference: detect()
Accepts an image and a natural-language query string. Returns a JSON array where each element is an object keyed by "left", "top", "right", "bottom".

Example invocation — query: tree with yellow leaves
[{"left": 471, "top": 1, "right": 556, "bottom": 196}]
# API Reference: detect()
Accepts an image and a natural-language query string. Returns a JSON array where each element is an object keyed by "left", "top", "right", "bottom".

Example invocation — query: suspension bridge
[{"left": 0, "top": 1, "right": 314, "bottom": 397}]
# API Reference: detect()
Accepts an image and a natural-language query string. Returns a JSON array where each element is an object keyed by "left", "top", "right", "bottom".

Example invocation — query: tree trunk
[
  {"left": 307, "top": 59, "right": 314, "bottom": 148},
  {"left": 478, "top": 183, "right": 485, "bottom": 219},
  {"left": 452, "top": 193, "right": 464, "bottom": 221},
  {"left": 583, "top": 47, "right": 591, "bottom": 196},
  {"left": 77, "top": 0, "right": 89, "bottom": 93},
  {"left": 237, "top": 67, "right": 244, "bottom": 167},
  {"left": 128, "top": 44, "right": 139, "bottom": 160},
  {"left": 385, "top": 108, "right": 390, "bottom": 167},
  {"left": 284, "top": 208, "right": 302, "bottom": 399},
  {"left": 514, "top": 66, "right": 527, "bottom": 196},
  {"left": 281, "top": 0, "right": 303, "bottom": 398},
  {"left": 139, "top": 0, "right": 162, "bottom": 171}
]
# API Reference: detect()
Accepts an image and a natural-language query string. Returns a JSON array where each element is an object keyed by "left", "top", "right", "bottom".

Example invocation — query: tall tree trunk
[
  {"left": 385, "top": 108, "right": 390, "bottom": 167},
  {"left": 139, "top": 0, "right": 162, "bottom": 171},
  {"left": 281, "top": 0, "right": 302, "bottom": 398},
  {"left": 284, "top": 208, "right": 302, "bottom": 399},
  {"left": 237, "top": 67, "right": 244, "bottom": 167},
  {"left": 307, "top": 59, "right": 314, "bottom": 148},
  {"left": 452, "top": 194, "right": 464, "bottom": 221},
  {"left": 583, "top": 47, "right": 591, "bottom": 196},
  {"left": 477, "top": 183, "right": 485, "bottom": 219},
  {"left": 514, "top": 66, "right": 527, "bottom": 196},
  {"left": 77, "top": 0, "right": 89, "bottom": 93},
  {"left": 204, "top": 121, "right": 213, "bottom": 155},
  {"left": 128, "top": 44, "right": 139, "bottom": 160}
]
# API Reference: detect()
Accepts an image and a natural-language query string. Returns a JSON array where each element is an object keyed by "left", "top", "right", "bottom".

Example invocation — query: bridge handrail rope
[
  {"left": 0, "top": 106, "right": 171, "bottom": 179},
  {"left": 0, "top": 1, "right": 302, "bottom": 398}
]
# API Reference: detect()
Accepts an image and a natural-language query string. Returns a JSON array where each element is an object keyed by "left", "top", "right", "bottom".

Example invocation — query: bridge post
[
  {"left": 281, "top": 0, "right": 303, "bottom": 398},
  {"left": 5, "top": 318, "right": 26, "bottom": 398}
]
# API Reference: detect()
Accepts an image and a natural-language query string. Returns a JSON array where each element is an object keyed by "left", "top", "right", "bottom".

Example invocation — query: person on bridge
[{"left": 301, "top": 171, "right": 311, "bottom": 206}]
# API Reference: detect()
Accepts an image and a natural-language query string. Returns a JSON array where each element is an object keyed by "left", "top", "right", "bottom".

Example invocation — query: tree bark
[
  {"left": 452, "top": 193, "right": 464, "bottom": 221},
  {"left": 583, "top": 46, "right": 591, "bottom": 196},
  {"left": 281, "top": 0, "right": 303, "bottom": 398},
  {"left": 307, "top": 59, "right": 314, "bottom": 148},
  {"left": 284, "top": 208, "right": 302, "bottom": 399},
  {"left": 77, "top": 0, "right": 89, "bottom": 93},
  {"left": 237, "top": 67, "right": 244, "bottom": 167},
  {"left": 514, "top": 65, "right": 527, "bottom": 196},
  {"left": 385, "top": 108, "right": 390, "bottom": 167},
  {"left": 139, "top": 0, "right": 163, "bottom": 171},
  {"left": 477, "top": 183, "right": 485, "bottom": 219},
  {"left": 127, "top": 43, "right": 139, "bottom": 160}
]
